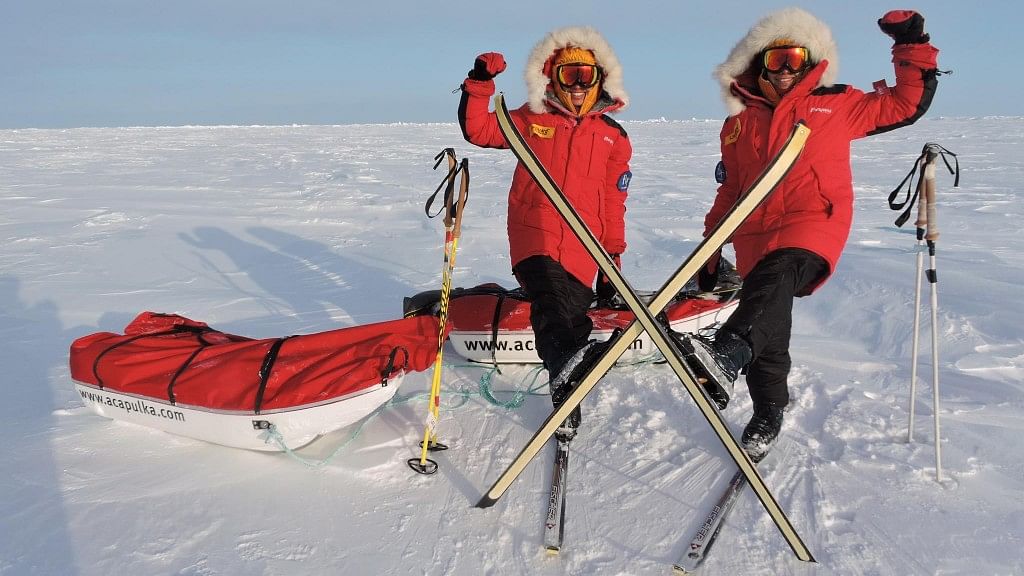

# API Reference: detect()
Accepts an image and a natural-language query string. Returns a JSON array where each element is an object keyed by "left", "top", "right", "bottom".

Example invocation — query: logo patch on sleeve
[
  {"left": 617, "top": 171, "right": 632, "bottom": 191},
  {"left": 715, "top": 161, "right": 727, "bottom": 184},
  {"left": 530, "top": 124, "right": 555, "bottom": 139},
  {"left": 724, "top": 118, "right": 742, "bottom": 145}
]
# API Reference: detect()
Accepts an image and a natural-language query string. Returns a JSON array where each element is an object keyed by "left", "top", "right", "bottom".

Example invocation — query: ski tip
[
  {"left": 671, "top": 566, "right": 691, "bottom": 575},
  {"left": 475, "top": 495, "right": 498, "bottom": 509},
  {"left": 545, "top": 546, "right": 560, "bottom": 556}
]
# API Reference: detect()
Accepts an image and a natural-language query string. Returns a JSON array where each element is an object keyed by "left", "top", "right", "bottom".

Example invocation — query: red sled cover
[
  {"left": 410, "top": 284, "right": 729, "bottom": 332},
  {"left": 445, "top": 290, "right": 728, "bottom": 332},
  {"left": 70, "top": 312, "right": 445, "bottom": 413}
]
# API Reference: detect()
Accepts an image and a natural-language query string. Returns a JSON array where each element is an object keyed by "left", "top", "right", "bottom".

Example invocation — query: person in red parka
[
  {"left": 458, "top": 27, "right": 632, "bottom": 437},
  {"left": 677, "top": 8, "right": 940, "bottom": 460}
]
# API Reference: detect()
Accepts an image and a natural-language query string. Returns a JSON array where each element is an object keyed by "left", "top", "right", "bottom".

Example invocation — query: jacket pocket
[
  {"left": 781, "top": 166, "right": 832, "bottom": 218},
  {"left": 809, "top": 165, "right": 835, "bottom": 217}
]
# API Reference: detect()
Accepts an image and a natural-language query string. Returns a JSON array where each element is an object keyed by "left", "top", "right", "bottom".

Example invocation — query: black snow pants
[
  {"left": 721, "top": 248, "right": 828, "bottom": 408},
  {"left": 512, "top": 255, "right": 595, "bottom": 378}
]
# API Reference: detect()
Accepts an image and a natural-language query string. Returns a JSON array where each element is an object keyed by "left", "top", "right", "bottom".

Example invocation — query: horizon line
[{"left": 1, "top": 115, "right": 1013, "bottom": 132}]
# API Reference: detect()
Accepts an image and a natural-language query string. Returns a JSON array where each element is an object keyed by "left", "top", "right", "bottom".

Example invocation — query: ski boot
[
  {"left": 742, "top": 402, "right": 785, "bottom": 463},
  {"left": 549, "top": 340, "right": 609, "bottom": 440},
  {"left": 675, "top": 329, "right": 751, "bottom": 410}
]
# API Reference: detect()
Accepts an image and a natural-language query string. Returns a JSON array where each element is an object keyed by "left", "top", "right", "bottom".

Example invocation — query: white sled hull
[
  {"left": 449, "top": 299, "right": 738, "bottom": 364},
  {"left": 74, "top": 375, "right": 402, "bottom": 451}
]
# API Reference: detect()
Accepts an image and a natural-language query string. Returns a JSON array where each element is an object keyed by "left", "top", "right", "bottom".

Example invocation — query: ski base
[
  {"left": 672, "top": 447, "right": 779, "bottom": 574},
  {"left": 672, "top": 470, "right": 747, "bottom": 574},
  {"left": 543, "top": 433, "right": 571, "bottom": 553}
]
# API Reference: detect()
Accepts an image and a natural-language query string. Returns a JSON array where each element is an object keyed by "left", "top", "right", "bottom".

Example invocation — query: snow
[{"left": 3, "top": 116, "right": 1023, "bottom": 575}]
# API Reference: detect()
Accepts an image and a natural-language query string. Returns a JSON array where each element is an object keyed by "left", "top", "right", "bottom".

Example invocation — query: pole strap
[
  {"left": 888, "top": 143, "right": 959, "bottom": 227},
  {"left": 425, "top": 148, "right": 470, "bottom": 224}
]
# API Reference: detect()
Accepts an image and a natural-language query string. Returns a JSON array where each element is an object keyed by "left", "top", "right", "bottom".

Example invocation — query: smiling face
[
  {"left": 765, "top": 68, "right": 805, "bottom": 96},
  {"left": 758, "top": 42, "right": 811, "bottom": 101},
  {"left": 550, "top": 47, "right": 600, "bottom": 116},
  {"left": 566, "top": 84, "right": 591, "bottom": 108}
]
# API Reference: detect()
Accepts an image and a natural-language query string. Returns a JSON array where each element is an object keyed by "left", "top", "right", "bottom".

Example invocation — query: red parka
[
  {"left": 459, "top": 27, "right": 633, "bottom": 288},
  {"left": 706, "top": 8, "right": 939, "bottom": 294}
]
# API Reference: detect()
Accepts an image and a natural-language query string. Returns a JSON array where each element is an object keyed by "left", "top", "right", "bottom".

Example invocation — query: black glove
[
  {"left": 878, "top": 10, "right": 929, "bottom": 44},
  {"left": 467, "top": 52, "right": 506, "bottom": 81},
  {"left": 595, "top": 254, "right": 621, "bottom": 307},
  {"left": 697, "top": 251, "right": 721, "bottom": 293}
]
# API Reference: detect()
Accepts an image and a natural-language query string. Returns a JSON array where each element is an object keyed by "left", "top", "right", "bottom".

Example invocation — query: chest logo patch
[
  {"left": 724, "top": 118, "right": 742, "bottom": 145},
  {"left": 530, "top": 124, "right": 555, "bottom": 139}
]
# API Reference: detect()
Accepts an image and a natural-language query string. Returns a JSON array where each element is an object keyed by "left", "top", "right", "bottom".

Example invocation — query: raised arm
[
  {"left": 847, "top": 10, "right": 940, "bottom": 138},
  {"left": 458, "top": 52, "right": 510, "bottom": 149}
]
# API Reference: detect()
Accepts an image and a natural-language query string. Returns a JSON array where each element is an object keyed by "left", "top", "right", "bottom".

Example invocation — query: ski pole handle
[
  {"left": 440, "top": 152, "right": 458, "bottom": 230},
  {"left": 452, "top": 159, "right": 469, "bottom": 240},
  {"left": 923, "top": 150, "right": 939, "bottom": 242},
  {"left": 913, "top": 155, "right": 929, "bottom": 234}
]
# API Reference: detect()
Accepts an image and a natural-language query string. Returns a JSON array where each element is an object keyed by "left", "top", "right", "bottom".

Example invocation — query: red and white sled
[
  {"left": 70, "top": 312, "right": 444, "bottom": 451},
  {"left": 404, "top": 284, "right": 738, "bottom": 365}
]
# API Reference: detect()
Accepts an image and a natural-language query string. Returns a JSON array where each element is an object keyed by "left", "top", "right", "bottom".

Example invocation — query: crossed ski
[{"left": 476, "top": 93, "right": 815, "bottom": 565}]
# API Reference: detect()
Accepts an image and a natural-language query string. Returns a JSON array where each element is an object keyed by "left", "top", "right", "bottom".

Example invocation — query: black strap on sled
[
  {"left": 380, "top": 346, "right": 410, "bottom": 386},
  {"left": 487, "top": 292, "right": 507, "bottom": 372},
  {"left": 253, "top": 336, "right": 292, "bottom": 415},
  {"left": 457, "top": 285, "right": 528, "bottom": 371},
  {"left": 92, "top": 331, "right": 174, "bottom": 389},
  {"left": 166, "top": 333, "right": 214, "bottom": 405},
  {"left": 91, "top": 322, "right": 217, "bottom": 390},
  {"left": 164, "top": 331, "right": 242, "bottom": 405},
  {"left": 888, "top": 143, "right": 959, "bottom": 227}
]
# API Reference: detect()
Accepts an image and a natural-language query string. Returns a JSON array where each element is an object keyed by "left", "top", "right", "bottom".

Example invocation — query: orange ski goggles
[
  {"left": 556, "top": 64, "right": 601, "bottom": 88},
  {"left": 762, "top": 46, "right": 811, "bottom": 74}
]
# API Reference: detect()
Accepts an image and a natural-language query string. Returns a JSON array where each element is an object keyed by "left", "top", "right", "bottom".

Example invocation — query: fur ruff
[
  {"left": 525, "top": 26, "right": 628, "bottom": 114},
  {"left": 715, "top": 7, "right": 839, "bottom": 115}
]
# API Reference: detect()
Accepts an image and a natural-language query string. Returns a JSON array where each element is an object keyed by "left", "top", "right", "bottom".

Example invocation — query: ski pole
[
  {"left": 409, "top": 149, "right": 470, "bottom": 475},
  {"left": 892, "top": 143, "right": 959, "bottom": 482},
  {"left": 907, "top": 152, "right": 929, "bottom": 444},
  {"left": 923, "top": 144, "right": 944, "bottom": 482}
]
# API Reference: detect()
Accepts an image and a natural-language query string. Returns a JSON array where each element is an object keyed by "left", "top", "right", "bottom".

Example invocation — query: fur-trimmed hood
[
  {"left": 715, "top": 7, "right": 839, "bottom": 115},
  {"left": 525, "top": 26, "right": 628, "bottom": 115}
]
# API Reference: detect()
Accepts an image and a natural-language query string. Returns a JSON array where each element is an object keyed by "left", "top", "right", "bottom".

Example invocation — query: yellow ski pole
[{"left": 408, "top": 149, "right": 469, "bottom": 475}]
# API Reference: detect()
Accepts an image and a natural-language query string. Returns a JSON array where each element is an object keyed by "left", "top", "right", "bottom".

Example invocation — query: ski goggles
[
  {"left": 556, "top": 64, "right": 600, "bottom": 89},
  {"left": 762, "top": 46, "right": 811, "bottom": 74}
]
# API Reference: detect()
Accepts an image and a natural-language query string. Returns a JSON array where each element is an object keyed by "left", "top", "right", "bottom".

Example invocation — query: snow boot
[
  {"left": 675, "top": 329, "right": 751, "bottom": 410},
  {"left": 742, "top": 403, "right": 785, "bottom": 463},
  {"left": 549, "top": 340, "right": 609, "bottom": 440}
]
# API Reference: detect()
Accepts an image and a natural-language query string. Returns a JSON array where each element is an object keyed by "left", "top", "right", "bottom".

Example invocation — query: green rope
[
  {"left": 262, "top": 351, "right": 669, "bottom": 467},
  {"left": 262, "top": 363, "right": 544, "bottom": 467},
  {"left": 477, "top": 364, "right": 548, "bottom": 409},
  {"left": 262, "top": 389, "right": 428, "bottom": 468}
]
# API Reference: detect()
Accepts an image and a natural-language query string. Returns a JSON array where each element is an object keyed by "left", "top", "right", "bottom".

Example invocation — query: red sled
[
  {"left": 70, "top": 312, "right": 444, "bottom": 451},
  {"left": 403, "top": 282, "right": 739, "bottom": 365}
]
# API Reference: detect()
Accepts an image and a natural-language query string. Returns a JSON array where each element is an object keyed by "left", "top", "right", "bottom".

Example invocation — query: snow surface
[{"left": 2, "top": 117, "right": 1023, "bottom": 575}]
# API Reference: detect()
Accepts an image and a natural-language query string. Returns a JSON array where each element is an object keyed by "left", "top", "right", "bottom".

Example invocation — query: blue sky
[{"left": 1, "top": 1, "right": 1015, "bottom": 128}]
